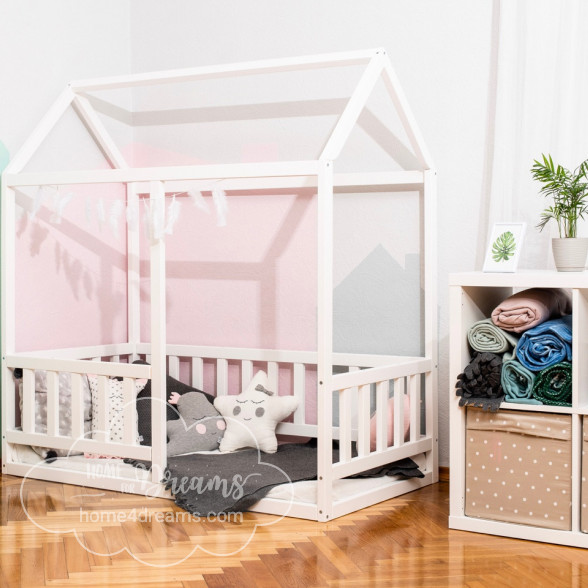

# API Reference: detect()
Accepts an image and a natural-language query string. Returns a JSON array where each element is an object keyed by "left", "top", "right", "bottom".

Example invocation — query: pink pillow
[{"left": 369, "top": 395, "right": 411, "bottom": 451}]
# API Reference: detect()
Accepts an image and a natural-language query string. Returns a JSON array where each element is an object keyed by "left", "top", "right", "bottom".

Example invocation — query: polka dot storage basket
[{"left": 465, "top": 408, "right": 572, "bottom": 531}]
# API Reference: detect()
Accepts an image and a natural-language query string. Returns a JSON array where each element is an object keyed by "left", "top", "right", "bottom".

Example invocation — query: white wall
[
  {"left": 129, "top": 0, "right": 494, "bottom": 466},
  {"left": 0, "top": 0, "right": 132, "bottom": 156}
]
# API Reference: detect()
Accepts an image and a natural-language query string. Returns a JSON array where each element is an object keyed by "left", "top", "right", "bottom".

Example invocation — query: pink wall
[{"left": 15, "top": 184, "right": 129, "bottom": 352}]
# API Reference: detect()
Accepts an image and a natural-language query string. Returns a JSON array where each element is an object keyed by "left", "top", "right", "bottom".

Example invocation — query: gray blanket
[{"left": 126, "top": 442, "right": 423, "bottom": 516}]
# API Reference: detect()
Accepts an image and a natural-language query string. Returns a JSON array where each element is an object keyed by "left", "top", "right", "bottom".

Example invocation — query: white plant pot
[{"left": 552, "top": 237, "right": 588, "bottom": 272}]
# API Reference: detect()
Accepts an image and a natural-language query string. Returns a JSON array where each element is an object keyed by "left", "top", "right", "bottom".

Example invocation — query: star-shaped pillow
[{"left": 214, "top": 371, "right": 298, "bottom": 453}]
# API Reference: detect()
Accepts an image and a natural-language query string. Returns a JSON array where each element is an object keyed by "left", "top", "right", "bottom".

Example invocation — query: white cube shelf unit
[{"left": 449, "top": 270, "right": 588, "bottom": 548}]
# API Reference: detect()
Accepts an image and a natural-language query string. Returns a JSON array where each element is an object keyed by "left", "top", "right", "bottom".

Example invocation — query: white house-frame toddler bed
[{"left": 1, "top": 48, "right": 437, "bottom": 521}]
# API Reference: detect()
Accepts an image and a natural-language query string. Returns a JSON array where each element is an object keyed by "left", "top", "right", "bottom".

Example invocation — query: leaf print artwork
[{"left": 491, "top": 231, "right": 516, "bottom": 262}]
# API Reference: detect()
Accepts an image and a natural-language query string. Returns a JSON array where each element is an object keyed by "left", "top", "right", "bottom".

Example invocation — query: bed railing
[
  {"left": 4, "top": 354, "right": 152, "bottom": 461},
  {"left": 4, "top": 344, "right": 434, "bottom": 514}
]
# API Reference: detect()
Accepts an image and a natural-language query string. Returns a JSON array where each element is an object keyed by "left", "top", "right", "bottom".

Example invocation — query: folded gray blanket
[
  {"left": 467, "top": 318, "right": 519, "bottom": 353},
  {"left": 126, "top": 442, "right": 423, "bottom": 516}
]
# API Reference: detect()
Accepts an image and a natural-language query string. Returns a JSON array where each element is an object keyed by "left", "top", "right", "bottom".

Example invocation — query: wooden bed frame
[{"left": 1, "top": 48, "right": 438, "bottom": 521}]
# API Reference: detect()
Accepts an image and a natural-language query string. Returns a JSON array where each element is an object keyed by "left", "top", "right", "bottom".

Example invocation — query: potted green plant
[{"left": 531, "top": 153, "right": 588, "bottom": 271}]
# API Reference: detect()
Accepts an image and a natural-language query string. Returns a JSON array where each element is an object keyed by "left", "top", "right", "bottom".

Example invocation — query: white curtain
[{"left": 479, "top": 0, "right": 588, "bottom": 270}]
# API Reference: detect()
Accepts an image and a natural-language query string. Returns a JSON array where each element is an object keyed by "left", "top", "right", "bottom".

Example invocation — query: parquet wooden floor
[{"left": 1, "top": 473, "right": 588, "bottom": 587}]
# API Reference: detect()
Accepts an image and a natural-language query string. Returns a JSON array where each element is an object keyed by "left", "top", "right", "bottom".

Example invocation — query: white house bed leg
[
  {"left": 317, "top": 160, "right": 334, "bottom": 522},
  {"left": 149, "top": 180, "right": 167, "bottom": 483},
  {"left": 423, "top": 169, "right": 438, "bottom": 481},
  {"left": 127, "top": 183, "right": 141, "bottom": 361},
  {"left": 1, "top": 183, "right": 18, "bottom": 467}
]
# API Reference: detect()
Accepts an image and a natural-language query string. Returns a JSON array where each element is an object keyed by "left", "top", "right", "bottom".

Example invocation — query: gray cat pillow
[{"left": 166, "top": 391, "right": 226, "bottom": 456}]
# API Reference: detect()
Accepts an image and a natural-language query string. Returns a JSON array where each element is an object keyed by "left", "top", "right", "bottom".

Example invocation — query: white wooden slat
[
  {"left": 122, "top": 378, "right": 137, "bottom": 446},
  {"left": 95, "top": 375, "right": 109, "bottom": 444},
  {"left": 267, "top": 362, "right": 278, "bottom": 394},
  {"left": 6, "top": 356, "right": 150, "bottom": 379},
  {"left": 408, "top": 374, "right": 421, "bottom": 442},
  {"left": 4, "top": 160, "right": 321, "bottom": 188},
  {"left": 192, "top": 357, "right": 204, "bottom": 390},
  {"left": 69, "top": 48, "right": 377, "bottom": 92},
  {"left": 70, "top": 372, "right": 84, "bottom": 441},
  {"left": 321, "top": 51, "right": 385, "bottom": 161},
  {"left": 8, "top": 343, "right": 135, "bottom": 361},
  {"left": 381, "top": 58, "right": 435, "bottom": 170},
  {"left": 338, "top": 387, "right": 353, "bottom": 462},
  {"left": 135, "top": 171, "right": 424, "bottom": 195},
  {"left": 127, "top": 183, "right": 141, "bottom": 351},
  {"left": 217, "top": 358, "right": 228, "bottom": 396},
  {"left": 71, "top": 93, "right": 130, "bottom": 169},
  {"left": 376, "top": 380, "right": 389, "bottom": 451},
  {"left": 191, "top": 357, "right": 204, "bottom": 389},
  {"left": 333, "top": 437, "right": 433, "bottom": 480},
  {"left": 21, "top": 369, "right": 36, "bottom": 434},
  {"left": 332, "top": 358, "right": 431, "bottom": 390},
  {"left": 5, "top": 431, "right": 151, "bottom": 462},
  {"left": 393, "top": 378, "right": 406, "bottom": 447},
  {"left": 46, "top": 371, "right": 60, "bottom": 437},
  {"left": 168, "top": 355, "right": 180, "bottom": 380},
  {"left": 241, "top": 360, "right": 253, "bottom": 390},
  {"left": 357, "top": 384, "right": 371, "bottom": 457},
  {"left": 136, "top": 341, "right": 417, "bottom": 370},
  {"left": 293, "top": 363, "right": 306, "bottom": 424}
]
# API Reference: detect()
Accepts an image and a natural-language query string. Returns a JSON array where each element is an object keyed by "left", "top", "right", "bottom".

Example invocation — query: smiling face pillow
[{"left": 214, "top": 371, "right": 298, "bottom": 454}]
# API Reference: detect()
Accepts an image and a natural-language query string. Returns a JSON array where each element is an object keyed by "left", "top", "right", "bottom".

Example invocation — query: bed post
[
  {"left": 149, "top": 180, "right": 167, "bottom": 482},
  {"left": 316, "top": 159, "right": 334, "bottom": 521},
  {"left": 127, "top": 182, "right": 141, "bottom": 360},
  {"left": 1, "top": 180, "right": 17, "bottom": 468},
  {"left": 423, "top": 169, "right": 438, "bottom": 481}
]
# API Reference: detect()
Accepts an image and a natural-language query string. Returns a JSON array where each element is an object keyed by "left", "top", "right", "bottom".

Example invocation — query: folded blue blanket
[
  {"left": 500, "top": 353, "right": 542, "bottom": 405},
  {"left": 515, "top": 315, "right": 572, "bottom": 372}
]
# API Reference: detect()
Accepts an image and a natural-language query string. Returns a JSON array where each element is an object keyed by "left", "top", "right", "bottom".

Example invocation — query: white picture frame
[{"left": 482, "top": 222, "right": 526, "bottom": 272}]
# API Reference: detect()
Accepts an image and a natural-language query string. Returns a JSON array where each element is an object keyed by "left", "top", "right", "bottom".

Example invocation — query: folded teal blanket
[
  {"left": 515, "top": 315, "right": 572, "bottom": 372},
  {"left": 467, "top": 318, "right": 519, "bottom": 354},
  {"left": 500, "top": 353, "right": 542, "bottom": 405},
  {"left": 531, "top": 362, "right": 572, "bottom": 406}
]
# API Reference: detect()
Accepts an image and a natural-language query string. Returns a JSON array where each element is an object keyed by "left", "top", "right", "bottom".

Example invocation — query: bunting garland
[{"left": 24, "top": 182, "right": 229, "bottom": 239}]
